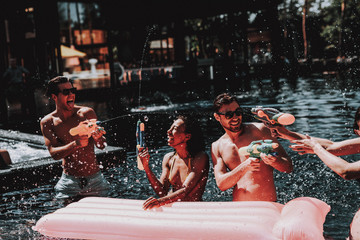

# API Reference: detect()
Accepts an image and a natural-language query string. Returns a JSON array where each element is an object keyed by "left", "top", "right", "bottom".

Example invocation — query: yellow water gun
[{"left": 69, "top": 119, "right": 106, "bottom": 138}]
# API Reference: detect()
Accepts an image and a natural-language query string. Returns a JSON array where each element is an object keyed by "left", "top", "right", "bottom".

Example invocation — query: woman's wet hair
[
  {"left": 213, "top": 92, "right": 240, "bottom": 112},
  {"left": 45, "top": 76, "right": 73, "bottom": 97},
  {"left": 353, "top": 107, "right": 360, "bottom": 132},
  {"left": 177, "top": 115, "right": 205, "bottom": 157}
]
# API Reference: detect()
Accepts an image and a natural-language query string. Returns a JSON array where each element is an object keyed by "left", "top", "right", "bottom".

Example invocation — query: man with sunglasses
[
  {"left": 211, "top": 93, "right": 293, "bottom": 201},
  {"left": 40, "top": 76, "right": 110, "bottom": 200}
]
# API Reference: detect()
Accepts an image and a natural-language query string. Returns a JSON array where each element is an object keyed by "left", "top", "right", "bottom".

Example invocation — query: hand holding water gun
[
  {"left": 251, "top": 107, "right": 295, "bottom": 126},
  {"left": 239, "top": 140, "right": 279, "bottom": 159},
  {"left": 69, "top": 119, "right": 106, "bottom": 139},
  {"left": 252, "top": 107, "right": 295, "bottom": 138},
  {"left": 136, "top": 120, "right": 146, "bottom": 170}
]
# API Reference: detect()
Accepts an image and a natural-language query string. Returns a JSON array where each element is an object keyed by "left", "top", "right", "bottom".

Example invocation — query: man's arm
[
  {"left": 256, "top": 125, "right": 293, "bottom": 173},
  {"left": 211, "top": 142, "right": 259, "bottom": 191},
  {"left": 260, "top": 142, "right": 293, "bottom": 173},
  {"left": 40, "top": 116, "right": 87, "bottom": 160}
]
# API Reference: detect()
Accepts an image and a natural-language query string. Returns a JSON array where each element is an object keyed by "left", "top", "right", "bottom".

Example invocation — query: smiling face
[
  {"left": 167, "top": 119, "right": 191, "bottom": 148},
  {"left": 52, "top": 82, "right": 76, "bottom": 111},
  {"left": 214, "top": 101, "right": 243, "bottom": 133}
]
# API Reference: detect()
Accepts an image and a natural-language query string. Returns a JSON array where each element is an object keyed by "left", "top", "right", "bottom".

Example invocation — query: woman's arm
[
  {"left": 139, "top": 149, "right": 171, "bottom": 198},
  {"left": 143, "top": 152, "right": 209, "bottom": 210},
  {"left": 293, "top": 137, "right": 360, "bottom": 180}
]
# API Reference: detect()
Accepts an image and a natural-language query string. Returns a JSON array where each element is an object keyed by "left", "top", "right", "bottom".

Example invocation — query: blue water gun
[
  {"left": 136, "top": 120, "right": 145, "bottom": 170},
  {"left": 239, "top": 140, "right": 279, "bottom": 159}
]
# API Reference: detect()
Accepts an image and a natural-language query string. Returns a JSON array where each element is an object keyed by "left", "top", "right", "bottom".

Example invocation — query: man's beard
[{"left": 223, "top": 123, "right": 242, "bottom": 133}]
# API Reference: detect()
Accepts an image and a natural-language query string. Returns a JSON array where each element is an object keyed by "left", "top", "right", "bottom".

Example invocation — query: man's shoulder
[
  {"left": 40, "top": 112, "right": 56, "bottom": 125},
  {"left": 244, "top": 122, "right": 272, "bottom": 138},
  {"left": 77, "top": 106, "right": 95, "bottom": 114},
  {"left": 76, "top": 106, "right": 96, "bottom": 118},
  {"left": 211, "top": 134, "right": 228, "bottom": 149},
  {"left": 244, "top": 122, "right": 267, "bottom": 132},
  {"left": 76, "top": 105, "right": 93, "bottom": 112}
]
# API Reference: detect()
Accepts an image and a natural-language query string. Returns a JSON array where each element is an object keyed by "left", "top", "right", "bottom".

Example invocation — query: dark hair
[
  {"left": 177, "top": 115, "right": 205, "bottom": 157},
  {"left": 353, "top": 107, "right": 360, "bottom": 131},
  {"left": 45, "top": 76, "right": 73, "bottom": 97},
  {"left": 213, "top": 92, "right": 240, "bottom": 112}
]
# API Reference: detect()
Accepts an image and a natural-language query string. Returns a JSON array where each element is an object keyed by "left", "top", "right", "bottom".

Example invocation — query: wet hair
[
  {"left": 177, "top": 115, "right": 205, "bottom": 157},
  {"left": 213, "top": 92, "right": 240, "bottom": 112},
  {"left": 45, "top": 76, "right": 73, "bottom": 97},
  {"left": 353, "top": 107, "right": 360, "bottom": 132}
]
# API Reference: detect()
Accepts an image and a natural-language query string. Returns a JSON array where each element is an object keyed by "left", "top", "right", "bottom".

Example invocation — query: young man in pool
[
  {"left": 40, "top": 76, "right": 109, "bottom": 200},
  {"left": 211, "top": 93, "right": 293, "bottom": 201}
]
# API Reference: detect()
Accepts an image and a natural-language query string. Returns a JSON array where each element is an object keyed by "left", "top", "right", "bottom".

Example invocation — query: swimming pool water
[{"left": 1, "top": 76, "right": 360, "bottom": 239}]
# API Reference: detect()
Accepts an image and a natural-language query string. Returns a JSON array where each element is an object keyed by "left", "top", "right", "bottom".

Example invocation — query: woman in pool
[
  {"left": 269, "top": 107, "right": 360, "bottom": 239},
  {"left": 138, "top": 115, "right": 209, "bottom": 210}
]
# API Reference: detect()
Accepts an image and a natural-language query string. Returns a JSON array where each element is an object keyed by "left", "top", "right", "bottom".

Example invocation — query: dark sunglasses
[
  {"left": 217, "top": 107, "right": 243, "bottom": 119},
  {"left": 59, "top": 87, "right": 77, "bottom": 95}
]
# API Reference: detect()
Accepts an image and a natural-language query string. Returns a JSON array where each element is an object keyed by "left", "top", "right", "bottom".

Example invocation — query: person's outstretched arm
[{"left": 292, "top": 137, "right": 360, "bottom": 180}]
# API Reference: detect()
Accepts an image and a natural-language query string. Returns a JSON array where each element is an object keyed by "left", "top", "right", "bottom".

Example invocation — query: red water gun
[{"left": 251, "top": 107, "right": 295, "bottom": 126}]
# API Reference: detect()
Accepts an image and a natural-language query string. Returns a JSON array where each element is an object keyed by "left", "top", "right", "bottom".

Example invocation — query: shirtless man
[
  {"left": 40, "top": 76, "right": 109, "bottom": 199},
  {"left": 138, "top": 115, "right": 209, "bottom": 210},
  {"left": 211, "top": 93, "right": 293, "bottom": 201}
]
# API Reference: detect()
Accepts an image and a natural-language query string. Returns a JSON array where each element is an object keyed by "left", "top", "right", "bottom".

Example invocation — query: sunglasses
[
  {"left": 59, "top": 87, "right": 77, "bottom": 95},
  {"left": 217, "top": 107, "right": 243, "bottom": 119}
]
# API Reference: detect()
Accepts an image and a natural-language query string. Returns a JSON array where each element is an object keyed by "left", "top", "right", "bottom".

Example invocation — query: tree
[{"left": 321, "top": 0, "right": 360, "bottom": 57}]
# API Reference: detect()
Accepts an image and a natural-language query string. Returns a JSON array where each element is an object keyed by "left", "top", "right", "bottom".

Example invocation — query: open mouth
[
  {"left": 67, "top": 99, "right": 75, "bottom": 106},
  {"left": 167, "top": 136, "right": 174, "bottom": 143},
  {"left": 229, "top": 120, "right": 240, "bottom": 126}
]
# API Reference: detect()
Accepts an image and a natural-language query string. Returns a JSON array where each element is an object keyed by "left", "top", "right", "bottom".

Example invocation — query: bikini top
[{"left": 168, "top": 152, "right": 192, "bottom": 186}]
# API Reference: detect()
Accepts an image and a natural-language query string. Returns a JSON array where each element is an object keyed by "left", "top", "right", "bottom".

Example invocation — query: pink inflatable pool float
[{"left": 33, "top": 196, "right": 330, "bottom": 240}]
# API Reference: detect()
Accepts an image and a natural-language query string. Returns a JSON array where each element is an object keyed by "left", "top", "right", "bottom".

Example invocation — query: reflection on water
[{"left": 2, "top": 77, "right": 360, "bottom": 239}]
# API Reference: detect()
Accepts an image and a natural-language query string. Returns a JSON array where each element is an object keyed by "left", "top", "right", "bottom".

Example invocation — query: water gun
[
  {"left": 69, "top": 119, "right": 106, "bottom": 138},
  {"left": 251, "top": 107, "right": 295, "bottom": 126},
  {"left": 239, "top": 140, "right": 279, "bottom": 159},
  {"left": 136, "top": 120, "right": 145, "bottom": 170}
]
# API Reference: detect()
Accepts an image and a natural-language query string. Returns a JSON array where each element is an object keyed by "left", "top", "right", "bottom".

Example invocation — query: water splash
[{"left": 138, "top": 25, "right": 157, "bottom": 109}]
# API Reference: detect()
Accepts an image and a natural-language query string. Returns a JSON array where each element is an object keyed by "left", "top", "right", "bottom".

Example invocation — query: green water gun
[{"left": 239, "top": 140, "right": 279, "bottom": 158}]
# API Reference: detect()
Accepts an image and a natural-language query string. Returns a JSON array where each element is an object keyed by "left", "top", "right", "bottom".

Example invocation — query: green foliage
[{"left": 321, "top": 0, "right": 360, "bottom": 56}]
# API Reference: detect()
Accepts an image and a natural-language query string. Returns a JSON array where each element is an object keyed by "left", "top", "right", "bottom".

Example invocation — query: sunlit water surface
[{"left": 1, "top": 77, "right": 360, "bottom": 239}]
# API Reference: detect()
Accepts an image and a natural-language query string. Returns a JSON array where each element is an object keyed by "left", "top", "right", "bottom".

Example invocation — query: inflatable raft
[{"left": 33, "top": 196, "right": 330, "bottom": 240}]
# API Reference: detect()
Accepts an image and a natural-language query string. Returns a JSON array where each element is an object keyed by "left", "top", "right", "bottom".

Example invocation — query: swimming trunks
[
  {"left": 54, "top": 171, "right": 110, "bottom": 199},
  {"left": 168, "top": 152, "right": 192, "bottom": 185}
]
